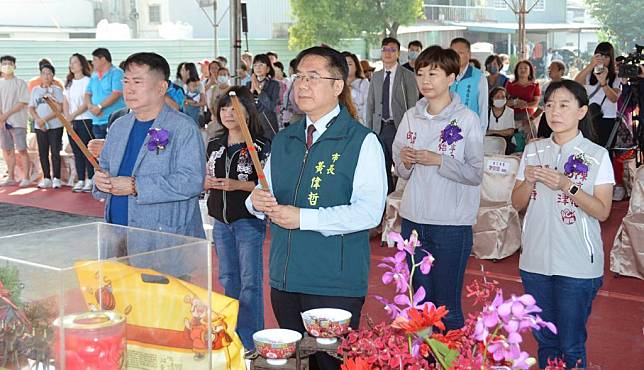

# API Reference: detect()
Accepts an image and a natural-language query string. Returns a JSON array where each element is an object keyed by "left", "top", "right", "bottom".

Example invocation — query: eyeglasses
[
  {"left": 381, "top": 47, "right": 398, "bottom": 53},
  {"left": 292, "top": 73, "right": 340, "bottom": 84}
]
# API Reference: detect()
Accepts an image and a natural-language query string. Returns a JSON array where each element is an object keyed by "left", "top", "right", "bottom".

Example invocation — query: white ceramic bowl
[
  {"left": 253, "top": 328, "right": 302, "bottom": 366},
  {"left": 301, "top": 308, "right": 352, "bottom": 345}
]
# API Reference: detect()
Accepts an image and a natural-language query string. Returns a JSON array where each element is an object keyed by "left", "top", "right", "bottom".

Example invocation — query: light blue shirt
[
  {"left": 86, "top": 66, "right": 126, "bottom": 126},
  {"left": 246, "top": 104, "right": 387, "bottom": 236}
]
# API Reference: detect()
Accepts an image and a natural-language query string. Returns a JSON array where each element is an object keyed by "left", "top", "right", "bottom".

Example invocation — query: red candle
[{"left": 54, "top": 311, "right": 126, "bottom": 370}]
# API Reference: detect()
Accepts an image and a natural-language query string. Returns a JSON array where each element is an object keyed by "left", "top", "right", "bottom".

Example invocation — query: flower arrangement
[
  {"left": 563, "top": 154, "right": 589, "bottom": 178},
  {"left": 147, "top": 128, "right": 169, "bottom": 154},
  {"left": 440, "top": 120, "right": 463, "bottom": 146},
  {"left": 337, "top": 231, "right": 556, "bottom": 370}
]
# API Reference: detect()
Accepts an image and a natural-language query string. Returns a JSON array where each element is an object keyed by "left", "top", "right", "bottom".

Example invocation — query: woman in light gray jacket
[{"left": 392, "top": 46, "right": 483, "bottom": 330}]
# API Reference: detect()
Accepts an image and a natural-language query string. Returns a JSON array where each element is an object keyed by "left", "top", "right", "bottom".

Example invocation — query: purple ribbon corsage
[
  {"left": 440, "top": 119, "right": 463, "bottom": 145},
  {"left": 147, "top": 128, "right": 169, "bottom": 154},
  {"left": 563, "top": 154, "right": 589, "bottom": 177}
]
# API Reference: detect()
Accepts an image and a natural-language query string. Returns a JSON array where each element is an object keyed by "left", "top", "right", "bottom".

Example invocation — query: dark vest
[{"left": 269, "top": 107, "right": 371, "bottom": 297}]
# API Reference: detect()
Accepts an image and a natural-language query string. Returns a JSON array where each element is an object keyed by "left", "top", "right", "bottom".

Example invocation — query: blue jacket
[{"left": 93, "top": 104, "right": 206, "bottom": 239}]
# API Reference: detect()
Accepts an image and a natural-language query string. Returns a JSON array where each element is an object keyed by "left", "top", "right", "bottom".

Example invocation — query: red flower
[
  {"left": 431, "top": 328, "right": 464, "bottom": 350},
  {"left": 341, "top": 357, "right": 371, "bottom": 370},
  {"left": 392, "top": 304, "right": 448, "bottom": 334}
]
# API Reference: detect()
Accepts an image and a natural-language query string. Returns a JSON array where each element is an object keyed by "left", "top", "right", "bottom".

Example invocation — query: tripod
[{"left": 605, "top": 79, "right": 641, "bottom": 166}]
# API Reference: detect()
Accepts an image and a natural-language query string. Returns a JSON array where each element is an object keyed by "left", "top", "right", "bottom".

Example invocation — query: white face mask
[
  {"left": 1, "top": 65, "right": 15, "bottom": 75},
  {"left": 217, "top": 76, "right": 229, "bottom": 84},
  {"left": 493, "top": 99, "right": 507, "bottom": 108}
]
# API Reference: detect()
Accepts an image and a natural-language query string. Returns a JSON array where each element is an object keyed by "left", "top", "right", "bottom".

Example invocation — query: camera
[{"left": 618, "top": 44, "right": 643, "bottom": 80}]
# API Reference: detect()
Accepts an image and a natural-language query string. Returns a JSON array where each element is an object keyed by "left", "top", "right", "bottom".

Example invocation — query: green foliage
[
  {"left": 427, "top": 338, "right": 459, "bottom": 369},
  {"left": 0, "top": 263, "right": 23, "bottom": 307},
  {"left": 289, "top": 0, "right": 423, "bottom": 50},
  {"left": 585, "top": 0, "right": 644, "bottom": 52}
]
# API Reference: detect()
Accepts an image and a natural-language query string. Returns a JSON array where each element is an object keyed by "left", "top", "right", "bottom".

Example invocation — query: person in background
[
  {"left": 537, "top": 60, "right": 566, "bottom": 138},
  {"left": 203, "top": 60, "right": 221, "bottom": 91},
  {"left": 205, "top": 86, "right": 269, "bottom": 352},
  {"left": 402, "top": 40, "right": 423, "bottom": 72},
  {"left": 266, "top": 51, "right": 279, "bottom": 66},
  {"left": 29, "top": 64, "right": 65, "bottom": 189},
  {"left": 176, "top": 62, "right": 200, "bottom": 93},
  {"left": 278, "top": 59, "right": 305, "bottom": 127},
  {"left": 216, "top": 56, "right": 228, "bottom": 68},
  {"left": 0, "top": 55, "right": 31, "bottom": 187},
  {"left": 272, "top": 61, "right": 289, "bottom": 125},
  {"left": 28, "top": 58, "right": 65, "bottom": 92},
  {"left": 393, "top": 45, "right": 483, "bottom": 331},
  {"left": 487, "top": 86, "right": 516, "bottom": 154},
  {"left": 485, "top": 54, "right": 509, "bottom": 90},
  {"left": 343, "top": 51, "right": 370, "bottom": 125},
  {"left": 198, "top": 59, "right": 210, "bottom": 82},
  {"left": 499, "top": 53, "right": 511, "bottom": 76},
  {"left": 238, "top": 63, "right": 251, "bottom": 86},
  {"left": 84, "top": 48, "right": 126, "bottom": 139},
  {"left": 450, "top": 37, "right": 488, "bottom": 134},
  {"left": 506, "top": 60, "right": 540, "bottom": 141},
  {"left": 469, "top": 58, "right": 482, "bottom": 70},
  {"left": 63, "top": 53, "right": 94, "bottom": 192},
  {"left": 360, "top": 60, "right": 375, "bottom": 81},
  {"left": 241, "top": 52, "right": 253, "bottom": 70},
  {"left": 574, "top": 42, "right": 621, "bottom": 148},
  {"left": 512, "top": 80, "right": 613, "bottom": 368},
  {"left": 184, "top": 77, "right": 205, "bottom": 125},
  {"left": 246, "top": 54, "right": 280, "bottom": 140}
]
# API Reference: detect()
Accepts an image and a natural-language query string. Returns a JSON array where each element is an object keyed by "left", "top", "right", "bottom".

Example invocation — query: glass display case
[{"left": 0, "top": 222, "right": 245, "bottom": 370}]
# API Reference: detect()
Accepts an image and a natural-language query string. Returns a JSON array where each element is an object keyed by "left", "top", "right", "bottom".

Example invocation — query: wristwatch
[
  {"left": 97, "top": 104, "right": 103, "bottom": 111},
  {"left": 568, "top": 183, "right": 580, "bottom": 196}
]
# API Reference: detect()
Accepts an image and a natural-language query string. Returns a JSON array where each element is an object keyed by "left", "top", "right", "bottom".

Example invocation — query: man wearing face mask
[
  {"left": 0, "top": 55, "right": 31, "bottom": 187},
  {"left": 402, "top": 40, "right": 423, "bottom": 72}
]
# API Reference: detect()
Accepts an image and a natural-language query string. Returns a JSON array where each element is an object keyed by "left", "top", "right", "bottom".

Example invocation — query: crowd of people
[{"left": 0, "top": 36, "right": 639, "bottom": 369}]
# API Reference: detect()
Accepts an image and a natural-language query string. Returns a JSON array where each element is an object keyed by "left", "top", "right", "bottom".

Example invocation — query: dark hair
[
  {"left": 590, "top": 42, "right": 616, "bottom": 87},
  {"left": 544, "top": 80, "right": 595, "bottom": 141},
  {"left": 408, "top": 40, "right": 423, "bottom": 50},
  {"left": 208, "top": 60, "right": 222, "bottom": 73},
  {"left": 381, "top": 37, "right": 401, "bottom": 50},
  {"left": 182, "top": 62, "right": 199, "bottom": 82},
  {"left": 38, "top": 58, "right": 53, "bottom": 69},
  {"left": 218, "top": 67, "right": 229, "bottom": 75},
  {"left": 414, "top": 45, "right": 460, "bottom": 77},
  {"left": 39, "top": 63, "right": 55, "bottom": 75},
  {"left": 92, "top": 48, "right": 112, "bottom": 63},
  {"left": 469, "top": 58, "right": 481, "bottom": 70},
  {"left": 513, "top": 60, "right": 535, "bottom": 82},
  {"left": 289, "top": 58, "right": 298, "bottom": 71},
  {"left": 216, "top": 56, "right": 228, "bottom": 64},
  {"left": 66, "top": 53, "right": 91, "bottom": 88},
  {"left": 549, "top": 60, "right": 566, "bottom": 73},
  {"left": 273, "top": 61, "right": 285, "bottom": 73},
  {"left": 239, "top": 63, "right": 249, "bottom": 72},
  {"left": 266, "top": 51, "right": 278, "bottom": 60},
  {"left": 489, "top": 86, "right": 507, "bottom": 108},
  {"left": 186, "top": 76, "right": 200, "bottom": 84},
  {"left": 175, "top": 62, "right": 185, "bottom": 81},
  {"left": 252, "top": 54, "right": 275, "bottom": 78},
  {"left": 0, "top": 55, "right": 16, "bottom": 64},
  {"left": 485, "top": 54, "right": 502, "bottom": 69},
  {"left": 295, "top": 46, "right": 357, "bottom": 120},
  {"left": 122, "top": 52, "right": 171, "bottom": 80},
  {"left": 450, "top": 37, "right": 471, "bottom": 50},
  {"left": 215, "top": 86, "right": 264, "bottom": 139},
  {"left": 341, "top": 51, "right": 364, "bottom": 79}
]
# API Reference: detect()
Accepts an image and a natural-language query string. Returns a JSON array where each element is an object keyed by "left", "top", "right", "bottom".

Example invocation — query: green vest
[{"left": 269, "top": 107, "right": 371, "bottom": 297}]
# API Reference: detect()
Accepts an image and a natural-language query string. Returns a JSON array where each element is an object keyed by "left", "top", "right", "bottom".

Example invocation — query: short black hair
[
  {"left": 415, "top": 45, "right": 460, "bottom": 77},
  {"left": 40, "top": 63, "right": 55, "bottom": 75},
  {"left": 38, "top": 58, "right": 53, "bottom": 69},
  {"left": 450, "top": 37, "right": 471, "bottom": 50},
  {"left": 252, "top": 54, "right": 275, "bottom": 78},
  {"left": 381, "top": 37, "right": 401, "bottom": 50},
  {"left": 186, "top": 76, "right": 200, "bottom": 84},
  {"left": 266, "top": 51, "right": 278, "bottom": 60},
  {"left": 92, "top": 48, "right": 112, "bottom": 63},
  {"left": 0, "top": 55, "right": 16, "bottom": 64},
  {"left": 273, "top": 61, "right": 284, "bottom": 72},
  {"left": 122, "top": 52, "right": 171, "bottom": 80},
  {"left": 544, "top": 80, "right": 595, "bottom": 141},
  {"left": 408, "top": 40, "right": 423, "bottom": 49},
  {"left": 216, "top": 56, "right": 228, "bottom": 64},
  {"left": 295, "top": 46, "right": 349, "bottom": 82}
]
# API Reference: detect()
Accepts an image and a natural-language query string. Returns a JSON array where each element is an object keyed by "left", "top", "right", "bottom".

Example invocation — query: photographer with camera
[{"left": 574, "top": 42, "right": 621, "bottom": 148}]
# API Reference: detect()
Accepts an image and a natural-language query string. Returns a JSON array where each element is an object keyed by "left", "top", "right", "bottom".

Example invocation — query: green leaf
[
  {"left": 584, "top": 0, "right": 644, "bottom": 51},
  {"left": 427, "top": 338, "right": 459, "bottom": 370}
]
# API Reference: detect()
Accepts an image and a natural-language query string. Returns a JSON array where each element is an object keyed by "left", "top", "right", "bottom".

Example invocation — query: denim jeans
[
  {"left": 92, "top": 123, "right": 108, "bottom": 139},
  {"left": 401, "top": 219, "right": 472, "bottom": 330},
  {"left": 213, "top": 217, "right": 266, "bottom": 350},
  {"left": 520, "top": 270, "right": 602, "bottom": 368},
  {"left": 69, "top": 119, "right": 95, "bottom": 181}
]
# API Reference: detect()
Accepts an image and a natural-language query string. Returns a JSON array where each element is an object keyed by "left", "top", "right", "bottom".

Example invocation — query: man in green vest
[{"left": 247, "top": 46, "right": 387, "bottom": 369}]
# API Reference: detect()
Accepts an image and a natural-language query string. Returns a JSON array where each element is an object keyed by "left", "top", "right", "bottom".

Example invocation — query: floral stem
[
  {"left": 482, "top": 324, "right": 502, "bottom": 363},
  {"left": 407, "top": 254, "right": 416, "bottom": 355},
  {"left": 425, "top": 337, "right": 449, "bottom": 370}
]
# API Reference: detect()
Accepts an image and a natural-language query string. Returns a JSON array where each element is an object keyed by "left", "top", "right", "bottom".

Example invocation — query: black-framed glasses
[{"left": 292, "top": 73, "right": 340, "bottom": 84}]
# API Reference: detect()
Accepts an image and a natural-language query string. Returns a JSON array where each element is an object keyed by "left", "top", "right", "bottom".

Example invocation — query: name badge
[{"left": 487, "top": 160, "right": 509, "bottom": 174}]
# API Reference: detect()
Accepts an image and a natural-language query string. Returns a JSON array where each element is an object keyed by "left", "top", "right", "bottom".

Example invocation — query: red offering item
[{"left": 54, "top": 311, "right": 126, "bottom": 370}]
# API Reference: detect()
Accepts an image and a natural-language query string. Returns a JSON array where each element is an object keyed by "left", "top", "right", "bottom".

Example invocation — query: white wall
[{"left": 0, "top": 0, "right": 94, "bottom": 28}]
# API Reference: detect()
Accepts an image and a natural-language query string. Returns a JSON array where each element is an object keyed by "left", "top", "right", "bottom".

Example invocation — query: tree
[
  {"left": 289, "top": 0, "right": 424, "bottom": 50},
  {"left": 585, "top": 0, "right": 644, "bottom": 52}
]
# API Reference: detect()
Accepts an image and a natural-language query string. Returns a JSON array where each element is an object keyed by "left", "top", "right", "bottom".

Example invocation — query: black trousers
[
  {"left": 270, "top": 288, "right": 365, "bottom": 370},
  {"left": 379, "top": 121, "right": 397, "bottom": 194},
  {"left": 35, "top": 127, "right": 63, "bottom": 179},
  {"left": 68, "top": 119, "right": 95, "bottom": 181},
  {"left": 594, "top": 117, "right": 617, "bottom": 150}
]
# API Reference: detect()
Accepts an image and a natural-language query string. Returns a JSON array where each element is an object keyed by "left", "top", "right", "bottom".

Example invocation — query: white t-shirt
[
  {"left": 517, "top": 149, "right": 614, "bottom": 185},
  {"left": 487, "top": 107, "right": 515, "bottom": 132},
  {"left": 585, "top": 74, "right": 621, "bottom": 119},
  {"left": 63, "top": 76, "right": 92, "bottom": 120}
]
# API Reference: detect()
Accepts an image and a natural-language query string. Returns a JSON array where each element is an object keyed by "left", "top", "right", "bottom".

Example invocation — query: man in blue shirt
[
  {"left": 85, "top": 48, "right": 126, "bottom": 139},
  {"left": 92, "top": 52, "right": 205, "bottom": 240}
]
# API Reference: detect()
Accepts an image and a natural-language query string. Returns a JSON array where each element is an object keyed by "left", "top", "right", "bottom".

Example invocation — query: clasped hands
[
  {"left": 524, "top": 165, "right": 572, "bottom": 192},
  {"left": 250, "top": 188, "right": 300, "bottom": 229},
  {"left": 400, "top": 146, "right": 442, "bottom": 169},
  {"left": 94, "top": 171, "right": 134, "bottom": 196}
]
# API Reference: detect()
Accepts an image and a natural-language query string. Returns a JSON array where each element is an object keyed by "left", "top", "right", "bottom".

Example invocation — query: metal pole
[
  {"left": 213, "top": 1, "right": 218, "bottom": 58},
  {"left": 230, "top": 0, "right": 242, "bottom": 83}
]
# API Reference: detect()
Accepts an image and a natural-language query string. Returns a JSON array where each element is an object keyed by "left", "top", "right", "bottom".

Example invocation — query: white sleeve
[
  {"left": 516, "top": 152, "right": 527, "bottom": 181},
  {"left": 594, "top": 151, "right": 615, "bottom": 185}
]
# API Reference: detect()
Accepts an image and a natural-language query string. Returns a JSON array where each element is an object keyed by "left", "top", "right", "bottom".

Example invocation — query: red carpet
[{"left": 2, "top": 185, "right": 642, "bottom": 368}]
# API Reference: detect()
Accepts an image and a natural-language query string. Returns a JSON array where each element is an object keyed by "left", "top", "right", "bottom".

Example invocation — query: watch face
[{"left": 569, "top": 185, "right": 579, "bottom": 195}]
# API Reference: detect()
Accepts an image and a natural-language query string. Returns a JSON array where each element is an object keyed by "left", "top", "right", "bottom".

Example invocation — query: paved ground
[{"left": 0, "top": 202, "right": 100, "bottom": 237}]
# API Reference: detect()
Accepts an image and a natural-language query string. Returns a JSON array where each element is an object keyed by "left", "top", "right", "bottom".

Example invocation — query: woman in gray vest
[{"left": 512, "top": 80, "right": 614, "bottom": 368}]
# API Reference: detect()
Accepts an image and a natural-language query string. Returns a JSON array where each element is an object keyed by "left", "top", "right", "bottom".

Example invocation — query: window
[
  {"left": 491, "top": 0, "right": 544, "bottom": 11},
  {"left": 149, "top": 4, "right": 161, "bottom": 24}
]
